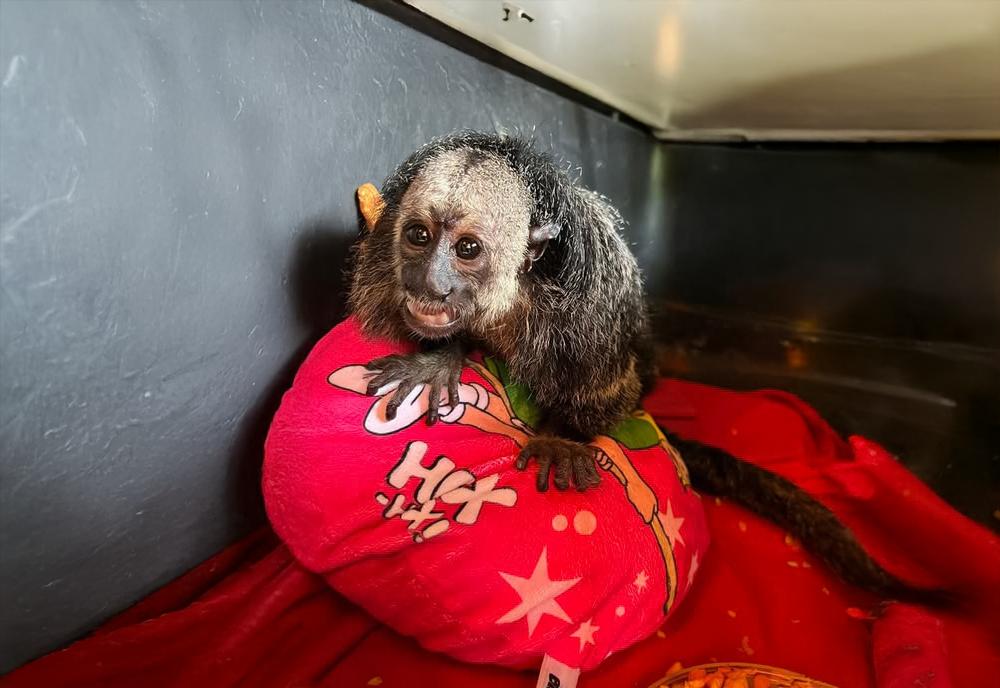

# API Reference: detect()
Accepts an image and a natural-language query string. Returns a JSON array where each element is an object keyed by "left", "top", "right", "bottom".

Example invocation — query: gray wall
[
  {"left": 0, "top": 0, "right": 661, "bottom": 671},
  {"left": 657, "top": 143, "right": 1000, "bottom": 348},
  {"left": 648, "top": 142, "right": 1000, "bottom": 530}
]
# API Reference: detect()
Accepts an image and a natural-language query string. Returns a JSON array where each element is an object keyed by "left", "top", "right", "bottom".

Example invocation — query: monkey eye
[
  {"left": 404, "top": 224, "right": 431, "bottom": 247},
  {"left": 455, "top": 236, "right": 482, "bottom": 260}
]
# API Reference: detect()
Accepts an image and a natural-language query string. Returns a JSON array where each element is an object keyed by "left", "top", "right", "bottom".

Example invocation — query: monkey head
[{"left": 350, "top": 146, "right": 560, "bottom": 342}]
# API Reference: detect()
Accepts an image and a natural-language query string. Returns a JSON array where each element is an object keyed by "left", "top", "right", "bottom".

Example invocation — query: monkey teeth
[{"left": 405, "top": 297, "right": 457, "bottom": 328}]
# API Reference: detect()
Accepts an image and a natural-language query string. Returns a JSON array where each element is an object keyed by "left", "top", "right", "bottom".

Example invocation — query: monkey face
[
  {"left": 396, "top": 214, "right": 483, "bottom": 338},
  {"left": 390, "top": 151, "right": 534, "bottom": 339}
]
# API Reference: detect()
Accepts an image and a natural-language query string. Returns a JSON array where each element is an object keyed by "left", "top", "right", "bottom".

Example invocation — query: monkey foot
[
  {"left": 364, "top": 348, "right": 464, "bottom": 425},
  {"left": 515, "top": 436, "right": 601, "bottom": 492}
]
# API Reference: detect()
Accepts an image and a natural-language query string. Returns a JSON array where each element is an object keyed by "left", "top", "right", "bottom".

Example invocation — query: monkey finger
[
  {"left": 535, "top": 455, "right": 552, "bottom": 493},
  {"left": 515, "top": 445, "right": 533, "bottom": 471},
  {"left": 426, "top": 382, "right": 441, "bottom": 425},
  {"left": 580, "top": 450, "right": 600, "bottom": 481},
  {"left": 365, "top": 370, "right": 399, "bottom": 396},
  {"left": 553, "top": 455, "right": 572, "bottom": 491},
  {"left": 584, "top": 454, "right": 602, "bottom": 485},
  {"left": 447, "top": 370, "right": 461, "bottom": 408},
  {"left": 570, "top": 457, "right": 586, "bottom": 491},
  {"left": 385, "top": 381, "right": 417, "bottom": 420},
  {"left": 574, "top": 454, "right": 601, "bottom": 491}
]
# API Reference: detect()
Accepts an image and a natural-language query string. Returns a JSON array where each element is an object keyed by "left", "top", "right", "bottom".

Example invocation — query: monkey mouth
[{"left": 404, "top": 296, "right": 459, "bottom": 332}]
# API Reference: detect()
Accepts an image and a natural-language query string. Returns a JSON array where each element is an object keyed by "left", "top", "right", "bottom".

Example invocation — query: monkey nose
[
  {"left": 424, "top": 286, "right": 453, "bottom": 302},
  {"left": 404, "top": 284, "right": 451, "bottom": 303}
]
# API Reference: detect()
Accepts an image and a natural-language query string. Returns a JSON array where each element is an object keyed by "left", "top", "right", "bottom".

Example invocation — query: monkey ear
[
  {"left": 525, "top": 223, "right": 560, "bottom": 270},
  {"left": 356, "top": 183, "right": 385, "bottom": 231},
  {"left": 528, "top": 222, "right": 560, "bottom": 245}
]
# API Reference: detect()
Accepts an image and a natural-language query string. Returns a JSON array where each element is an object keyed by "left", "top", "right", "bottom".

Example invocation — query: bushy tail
[{"left": 664, "top": 431, "right": 950, "bottom": 607}]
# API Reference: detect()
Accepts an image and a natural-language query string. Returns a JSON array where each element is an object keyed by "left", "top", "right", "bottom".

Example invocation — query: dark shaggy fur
[
  {"left": 350, "top": 131, "right": 655, "bottom": 438},
  {"left": 348, "top": 131, "right": 944, "bottom": 604}
]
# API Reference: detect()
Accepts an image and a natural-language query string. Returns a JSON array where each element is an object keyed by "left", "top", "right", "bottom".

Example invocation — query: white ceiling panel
[{"left": 406, "top": 0, "right": 1000, "bottom": 140}]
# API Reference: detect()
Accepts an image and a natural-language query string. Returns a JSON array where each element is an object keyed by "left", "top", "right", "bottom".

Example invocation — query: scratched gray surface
[{"left": 0, "top": 0, "right": 660, "bottom": 671}]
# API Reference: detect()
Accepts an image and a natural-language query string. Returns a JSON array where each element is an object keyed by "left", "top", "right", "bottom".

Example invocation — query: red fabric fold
[{"left": 6, "top": 379, "right": 998, "bottom": 688}]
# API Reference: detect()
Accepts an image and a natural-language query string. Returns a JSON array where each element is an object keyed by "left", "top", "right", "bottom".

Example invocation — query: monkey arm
[
  {"left": 513, "top": 355, "right": 645, "bottom": 492},
  {"left": 542, "top": 355, "right": 645, "bottom": 441}
]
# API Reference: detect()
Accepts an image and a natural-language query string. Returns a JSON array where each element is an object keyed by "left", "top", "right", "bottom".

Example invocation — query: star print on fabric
[
  {"left": 687, "top": 552, "right": 700, "bottom": 589},
  {"left": 496, "top": 547, "right": 581, "bottom": 637},
  {"left": 571, "top": 618, "right": 600, "bottom": 652},
  {"left": 633, "top": 570, "right": 649, "bottom": 592},
  {"left": 659, "top": 500, "right": 686, "bottom": 546}
]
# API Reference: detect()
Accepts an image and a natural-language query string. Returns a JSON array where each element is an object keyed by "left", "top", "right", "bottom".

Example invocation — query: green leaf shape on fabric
[
  {"left": 481, "top": 356, "right": 661, "bottom": 450},
  {"left": 482, "top": 356, "right": 543, "bottom": 429},
  {"left": 607, "top": 414, "right": 662, "bottom": 450}
]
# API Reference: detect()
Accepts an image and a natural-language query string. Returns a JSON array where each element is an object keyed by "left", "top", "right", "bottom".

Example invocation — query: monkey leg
[{"left": 365, "top": 343, "right": 464, "bottom": 425}]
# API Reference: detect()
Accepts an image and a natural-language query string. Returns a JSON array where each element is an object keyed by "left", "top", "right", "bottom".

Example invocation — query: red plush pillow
[{"left": 263, "top": 318, "right": 708, "bottom": 678}]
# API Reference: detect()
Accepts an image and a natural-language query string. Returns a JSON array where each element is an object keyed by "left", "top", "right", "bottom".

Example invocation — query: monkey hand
[
  {"left": 515, "top": 436, "right": 602, "bottom": 492},
  {"left": 364, "top": 348, "right": 464, "bottom": 425}
]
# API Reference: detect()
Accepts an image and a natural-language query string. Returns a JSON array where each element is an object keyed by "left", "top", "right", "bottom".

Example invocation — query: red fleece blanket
[{"left": 5, "top": 380, "right": 998, "bottom": 688}]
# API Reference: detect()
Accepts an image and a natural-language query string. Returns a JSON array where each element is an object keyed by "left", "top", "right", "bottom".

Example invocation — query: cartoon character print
[
  {"left": 328, "top": 355, "right": 693, "bottom": 614},
  {"left": 328, "top": 359, "right": 531, "bottom": 445}
]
